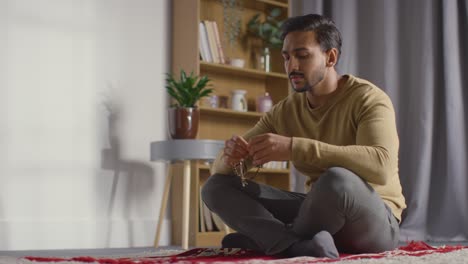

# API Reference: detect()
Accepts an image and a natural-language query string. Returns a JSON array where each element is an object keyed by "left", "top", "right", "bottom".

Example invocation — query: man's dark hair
[{"left": 280, "top": 14, "right": 342, "bottom": 62}]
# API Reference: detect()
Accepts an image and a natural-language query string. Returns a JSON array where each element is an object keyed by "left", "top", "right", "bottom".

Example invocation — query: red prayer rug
[{"left": 22, "top": 241, "right": 468, "bottom": 264}]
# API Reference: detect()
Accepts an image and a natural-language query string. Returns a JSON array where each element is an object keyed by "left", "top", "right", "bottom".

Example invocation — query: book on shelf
[
  {"left": 200, "top": 186, "right": 214, "bottom": 231},
  {"left": 198, "top": 20, "right": 226, "bottom": 64},
  {"left": 199, "top": 22, "right": 212, "bottom": 63},
  {"left": 262, "top": 161, "right": 289, "bottom": 170},
  {"left": 211, "top": 212, "right": 225, "bottom": 232},
  {"left": 199, "top": 186, "right": 206, "bottom": 232},
  {"left": 203, "top": 20, "right": 220, "bottom": 64},
  {"left": 203, "top": 200, "right": 214, "bottom": 231},
  {"left": 211, "top": 21, "right": 225, "bottom": 64}
]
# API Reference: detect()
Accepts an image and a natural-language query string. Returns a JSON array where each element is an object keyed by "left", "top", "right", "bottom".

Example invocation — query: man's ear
[{"left": 326, "top": 48, "right": 339, "bottom": 67}]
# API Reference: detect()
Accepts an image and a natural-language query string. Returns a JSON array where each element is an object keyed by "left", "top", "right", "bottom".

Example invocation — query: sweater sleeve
[
  {"left": 210, "top": 108, "right": 277, "bottom": 175},
  {"left": 291, "top": 93, "right": 399, "bottom": 185}
]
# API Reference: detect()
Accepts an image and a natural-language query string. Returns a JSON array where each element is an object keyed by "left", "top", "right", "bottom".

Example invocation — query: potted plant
[
  {"left": 247, "top": 8, "right": 284, "bottom": 71},
  {"left": 222, "top": 0, "right": 244, "bottom": 67},
  {"left": 165, "top": 70, "right": 213, "bottom": 139}
]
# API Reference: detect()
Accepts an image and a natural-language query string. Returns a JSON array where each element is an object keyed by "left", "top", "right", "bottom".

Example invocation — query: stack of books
[
  {"left": 262, "top": 161, "right": 289, "bottom": 170},
  {"left": 199, "top": 20, "right": 225, "bottom": 64}
]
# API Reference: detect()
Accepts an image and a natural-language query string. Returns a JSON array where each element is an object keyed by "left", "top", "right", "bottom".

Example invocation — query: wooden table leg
[
  {"left": 182, "top": 160, "right": 191, "bottom": 249},
  {"left": 154, "top": 164, "right": 172, "bottom": 248}
]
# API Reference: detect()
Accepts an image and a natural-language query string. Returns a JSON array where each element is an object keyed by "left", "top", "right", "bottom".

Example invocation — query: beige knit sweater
[{"left": 211, "top": 75, "right": 406, "bottom": 221}]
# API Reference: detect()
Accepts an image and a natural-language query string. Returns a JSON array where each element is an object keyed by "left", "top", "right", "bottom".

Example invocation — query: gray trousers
[{"left": 201, "top": 167, "right": 400, "bottom": 255}]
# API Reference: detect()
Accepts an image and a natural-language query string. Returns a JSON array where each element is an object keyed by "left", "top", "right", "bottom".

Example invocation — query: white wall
[{"left": 0, "top": 0, "right": 171, "bottom": 250}]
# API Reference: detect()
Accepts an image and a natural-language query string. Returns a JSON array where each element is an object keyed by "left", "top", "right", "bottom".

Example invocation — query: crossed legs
[{"left": 201, "top": 167, "right": 399, "bottom": 256}]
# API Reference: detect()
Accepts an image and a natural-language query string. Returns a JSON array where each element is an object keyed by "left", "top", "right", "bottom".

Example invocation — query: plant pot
[{"left": 168, "top": 107, "right": 200, "bottom": 139}]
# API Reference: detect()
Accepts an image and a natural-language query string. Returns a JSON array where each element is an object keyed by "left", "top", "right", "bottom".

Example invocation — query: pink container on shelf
[{"left": 256, "top": 92, "right": 273, "bottom": 113}]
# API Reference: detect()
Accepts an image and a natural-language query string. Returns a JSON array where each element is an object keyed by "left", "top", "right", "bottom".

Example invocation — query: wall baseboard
[{"left": 0, "top": 219, "right": 172, "bottom": 250}]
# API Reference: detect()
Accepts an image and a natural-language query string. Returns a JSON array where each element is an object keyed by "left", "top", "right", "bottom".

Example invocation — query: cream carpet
[{"left": 2, "top": 247, "right": 468, "bottom": 264}]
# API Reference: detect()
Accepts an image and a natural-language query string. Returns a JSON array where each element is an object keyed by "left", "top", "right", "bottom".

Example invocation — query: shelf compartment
[{"left": 200, "top": 62, "right": 288, "bottom": 80}]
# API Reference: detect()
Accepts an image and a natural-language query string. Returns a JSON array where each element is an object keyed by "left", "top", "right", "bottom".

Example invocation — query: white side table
[{"left": 150, "top": 139, "right": 224, "bottom": 249}]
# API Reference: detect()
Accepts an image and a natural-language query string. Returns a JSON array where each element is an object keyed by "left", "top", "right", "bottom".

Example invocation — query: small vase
[
  {"left": 261, "top": 47, "right": 271, "bottom": 72},
  {"left": 231, "top": 90, "right": 248, "bottom": 112},
  {"left": 256, "top": 92, "right": 273, "bottom": 113},
  {"left": 167, "top": 107, "right": 199, "bottom": 139}
]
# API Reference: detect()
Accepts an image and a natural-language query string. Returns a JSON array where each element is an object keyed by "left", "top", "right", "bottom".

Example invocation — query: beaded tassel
[
  {"left": 233, "top": 160, "right": 248, "bottom": 187},
  {"left": 233, "top": 160, "right": 262, "bottom": 187}
]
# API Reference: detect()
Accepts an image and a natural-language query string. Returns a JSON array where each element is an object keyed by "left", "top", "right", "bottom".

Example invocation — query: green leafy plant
[
  {"left": 247, "top": 8, "right": 284, "bottom": 49},
  {"left": 165, "top": 70, "right": 213, "bottom": 108},
  {"left": 222, "top": 0, "right": 243, "bottom": 52}
]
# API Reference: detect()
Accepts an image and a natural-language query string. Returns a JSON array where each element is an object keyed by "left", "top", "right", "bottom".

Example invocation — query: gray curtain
[{"left": 291, "top": 0, "right": 468, "bottom": 242}]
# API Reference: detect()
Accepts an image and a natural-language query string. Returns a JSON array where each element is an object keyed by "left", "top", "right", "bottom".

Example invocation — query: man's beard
[
  {"left": 291, "top": 67, "right": 326, "bottom": 93},
  {"left": 293, "top": 83, "right": 312, "bottom": 93}
]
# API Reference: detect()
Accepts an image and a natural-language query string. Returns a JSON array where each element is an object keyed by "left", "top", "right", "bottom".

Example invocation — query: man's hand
[
  {"left": 223, "top": 135, "right": 250, "bottom": 167},
  {"left": 249, "top": 133, "right": 292, "bottom": 166}
]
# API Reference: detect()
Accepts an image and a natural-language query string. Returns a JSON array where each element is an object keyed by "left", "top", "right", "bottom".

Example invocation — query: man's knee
[
  {"left": 315, "top": 167, "right": 366, "bottom": 196},
  {"left": 201, "top": 173, "right": 235, "bottom": 209}
]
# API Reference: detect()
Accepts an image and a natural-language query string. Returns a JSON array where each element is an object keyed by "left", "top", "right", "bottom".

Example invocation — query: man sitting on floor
[{"left": 202, "top": 13, "right": 406, "bottom": 258}]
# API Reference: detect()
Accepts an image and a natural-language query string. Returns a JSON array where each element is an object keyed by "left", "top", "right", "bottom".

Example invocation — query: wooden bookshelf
[
  {"left": 200, "top": 106, "right": 264, "bottom": 118},
  {"left": 170, "top": 0, "right": 291, "bottom": 247},
  {"left": 200, "top": 61, "right": 288, "bottom": 80},
  {"left": 255, "top": 0, "right": 288, "bottom": 8}
]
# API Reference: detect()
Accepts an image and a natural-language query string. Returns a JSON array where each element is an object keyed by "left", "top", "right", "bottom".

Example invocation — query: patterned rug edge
[{"left": 20, "top": 241, "right": 468, "bottom": 264}]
